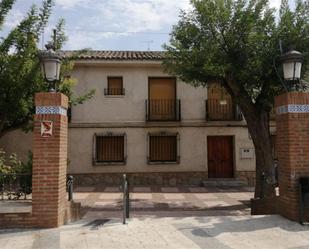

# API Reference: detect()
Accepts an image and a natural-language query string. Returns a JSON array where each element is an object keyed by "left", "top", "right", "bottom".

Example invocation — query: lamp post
[
  {"left": 280, "top": 48, "right": 303, "bottom": 91},
  {"left": 39, "top": 42, "right": 61, "bottom": 92}
]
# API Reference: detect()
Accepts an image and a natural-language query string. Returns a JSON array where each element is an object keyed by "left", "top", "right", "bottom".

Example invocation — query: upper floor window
[
  {"left": 93, "top": 132, "right": 126, "bottom": 165},
  {"left": 147, "top": 132, "right": 180, "bottom": 164},
  {"left": 146, "top": 77, "right": 181, "bottom": 121},
  {"left": 104, "top": 76, "right": 125, "bottom": 96},
  {"left": 206, "top": 83, "right": 242, "bottom": 121}
]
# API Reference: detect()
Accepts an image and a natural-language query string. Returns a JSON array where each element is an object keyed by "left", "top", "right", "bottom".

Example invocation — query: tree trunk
[
  {"left": 241, "top": 108, "right": 275, "bottom": 198},
  {"left": 222, "top": 76, "right": 275, "bottom": 199},
  {"left": 0, "top": 118, "right": 5, "bottom": 138}
]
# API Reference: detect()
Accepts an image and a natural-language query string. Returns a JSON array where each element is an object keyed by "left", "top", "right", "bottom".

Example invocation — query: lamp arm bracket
[{"left": 273, "top": 56, "right": 288, "bottom": 92}]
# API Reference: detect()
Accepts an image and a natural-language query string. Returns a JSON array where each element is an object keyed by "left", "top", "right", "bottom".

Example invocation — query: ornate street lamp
[
  {"left": 280, "top": 49, "right": 303, "bottom": 82},
  {"left": 39, "top": 42, "right": 61, "bottom": 92}
]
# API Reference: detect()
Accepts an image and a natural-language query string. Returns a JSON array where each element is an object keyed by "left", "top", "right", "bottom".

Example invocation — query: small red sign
[{"left": 41, "top": 121, "right": 53, "bottom": 137}]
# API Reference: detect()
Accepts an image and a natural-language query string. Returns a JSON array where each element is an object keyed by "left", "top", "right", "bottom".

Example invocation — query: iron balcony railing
[
  {"left": 104, "top": 88, "right": 125, "bottom": 96},
  {"left": 206, "top": 99, "right": 243, "bottom": 121},
  {"left": 146, "top": 99, "right": 181, "bottom": 121},
  {"left": 0, "top": 173, "right": 32, "bottom": 200}
]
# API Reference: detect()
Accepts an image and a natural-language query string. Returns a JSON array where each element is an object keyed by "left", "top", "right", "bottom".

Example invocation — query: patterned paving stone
[
  {"left": 161, "top": 187, "right": 179, "bottom": 193},
  {"left": 131, "top": 193, "right": 153, "bottom": 200},
  {"left": 132, "top": 187, "right": 151, "bottom": 193},
  {"left": 74, "top": 193, "right": 90, "bottom": 200},
  {"left": 226, "top": 192, "right": 254, "bottom": 199},
  {"left": 204, "top": 200, "right": 230, "bottom": 207},
  {"left": 193, "top": 193, "right": 218, "bottom": 200},
  {"left": 131, "top": 201, "right": 155, "bottom": 209},
  {"left": 2, "top": 215, "right": 309, "bottom": 249},
  {"left": 163, "top": 194, "right": 185, "bottom": 200},
  {"left": 99, "top": 193, "right": 122, "bottom": 200},
  {"left": 74, "top": 186, "right": 96, "bottom": 192},
  {"left": 70, "top": 185, "right": 254, "bottom": 214},
  {"left": 94, "top": 201, "right": 120, "bottom": 209},
  {"left": 188, "top": 187, "right": 207, "bottom": 193},
  {"left": 166, "top": 201, "right": 195, "bottom": 208},
  {"left": 104, "top": 187, "right": 121, "bottom": 192}
]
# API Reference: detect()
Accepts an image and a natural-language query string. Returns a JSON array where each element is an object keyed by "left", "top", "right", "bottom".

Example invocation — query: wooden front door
[
  {"left": 207, "top": 136, "right": 234, "bottom": 178},
  {"left": 148, "top": 78, "right": 176, "bottom": 120}
]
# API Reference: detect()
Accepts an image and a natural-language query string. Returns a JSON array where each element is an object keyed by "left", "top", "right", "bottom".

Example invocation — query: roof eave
[{"left": 73, "top": 59, "right": 163, "bottom": 66}]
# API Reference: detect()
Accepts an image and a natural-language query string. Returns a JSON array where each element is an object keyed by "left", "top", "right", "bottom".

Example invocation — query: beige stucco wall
[
  {"left": 0, "top": 129, "right": 32, "bottom": 162},
  {"left": 71, "top": 64, "right": 208, "bottom": 123},
  {"left": 0, "top": 126, "right": 256, "bottom": 173},
  {"left": 68, "top": 126, "right": 255, "bottom": 174},
  {"left": 0, "top": 61, "right": 257, "bottom": 175}
]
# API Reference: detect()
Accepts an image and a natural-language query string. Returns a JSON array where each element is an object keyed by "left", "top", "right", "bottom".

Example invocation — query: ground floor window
[
  {"left": 93, "top": 133, "right": 126, "bottom": 165},
  {"left": 147, "top": 132, "right": 180, "bottom": 164}
]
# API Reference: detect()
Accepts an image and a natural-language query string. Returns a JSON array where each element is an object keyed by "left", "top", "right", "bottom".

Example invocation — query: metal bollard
[
  {"left": 123, "top": 174, "right": 130, "bottom": 224},
  {"left": 67, "top": 175, "right": 74, "bottom": 201},
  {"left": 260, "top": 172, "right": 265, "bottom": 198}
]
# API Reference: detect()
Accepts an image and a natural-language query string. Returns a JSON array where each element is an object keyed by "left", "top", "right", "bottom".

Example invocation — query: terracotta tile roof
[{"left": 62, "top": 50, "right": 166, "bottom": 61}]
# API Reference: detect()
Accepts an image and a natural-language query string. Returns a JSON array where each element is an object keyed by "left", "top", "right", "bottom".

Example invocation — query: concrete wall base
[
  {"left": 72, "top": 171, "right": 255, "bottom": 187},
  {"left": 73, "top": 172, "right": 208, "bottom": 186},
  {"left": 0, "top": 201, "right": 81, "bottom": 229}
]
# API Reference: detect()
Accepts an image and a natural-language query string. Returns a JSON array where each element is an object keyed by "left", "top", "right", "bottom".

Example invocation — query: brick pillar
[
  {"left": 32, "top": 92, "right": 68, "bottom": 228},
  {"left": 275, "top": 92, "right": 309, "bottom": 222}
]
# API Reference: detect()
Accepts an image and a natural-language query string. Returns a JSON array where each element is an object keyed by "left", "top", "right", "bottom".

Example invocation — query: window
[
  {"left": 105, "top": 76, "right": 125, "bottom": 95},
  {"left": 93, "top": 133, "right": 126, "bottom": 165},
  {"left": 147, "top": 132, "right": 180, "bottom": 163}
]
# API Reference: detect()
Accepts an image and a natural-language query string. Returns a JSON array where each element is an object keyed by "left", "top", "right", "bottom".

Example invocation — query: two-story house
[{"left": 0, "top": 51, "right": 258, "bottom": 186}]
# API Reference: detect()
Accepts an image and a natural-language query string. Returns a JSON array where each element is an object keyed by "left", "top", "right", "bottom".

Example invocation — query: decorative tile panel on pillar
[
  {"left": 32, "top": 92, "right": 68, "bottom": 228},
  {"left": 275, "top": 92, "right": 309, "bottom": 222}
]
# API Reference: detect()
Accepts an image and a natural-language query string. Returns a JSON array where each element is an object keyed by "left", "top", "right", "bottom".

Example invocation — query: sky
[{"left": 1, "top": 0, "right": 286, "bottom": 51}]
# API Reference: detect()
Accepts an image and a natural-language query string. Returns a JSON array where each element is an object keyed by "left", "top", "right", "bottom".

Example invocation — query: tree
[
  {"left": 163, "top": 0, "right": 308, "bottom": 198},
  {"left": 0, "top": 0, "right": 95, "bottom": 137}
]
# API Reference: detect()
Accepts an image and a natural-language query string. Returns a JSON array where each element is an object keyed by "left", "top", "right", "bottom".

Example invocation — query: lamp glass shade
[
  {"left": 42, "top": 58, "right": 61, "bottom": 82},
  {"left": 282, "top": 61, "right": 302, "bottom": 81}
]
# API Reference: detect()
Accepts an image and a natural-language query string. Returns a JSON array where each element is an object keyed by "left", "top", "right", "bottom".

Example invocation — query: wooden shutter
[
  {"left": 96, "top": 135, "right": 124, "bottom": 162},
  {"left": 149, "top": 78, "right": 176, "bottom": 100},
  {"left": 108, "top": 77, "right": 123, "bottom": 95},
  {"left": 149, "top": 135, "right": 177, "bottom": 162},
  {"left": 148, "top": 78, "right": 176, "bottom": 120}
]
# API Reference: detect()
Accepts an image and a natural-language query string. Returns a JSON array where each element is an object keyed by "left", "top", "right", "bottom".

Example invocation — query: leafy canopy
[
  {"left": 164, "top": 0, "right": 308, "bottom": 111},
  {"left": 0, "top": 0, "right": 95, "bottom": 136}
]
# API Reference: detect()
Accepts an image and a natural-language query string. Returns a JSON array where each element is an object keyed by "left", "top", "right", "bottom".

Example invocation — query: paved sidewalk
[
  {"left": 75, "top": 186, "right": 254, "bottom": 216},
  {"left": 1, "top": 215, "right": 309, "bottom": 249}
]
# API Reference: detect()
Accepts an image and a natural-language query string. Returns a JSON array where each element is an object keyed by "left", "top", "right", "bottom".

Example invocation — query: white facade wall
[
  {"left": 0, "top": 60, "right": 256, "bottom": 180},
  {"left": 70, "top": 63, "right": 208, "bottom": 123},
  {"left": 68, "top": 126, "right": 254, "bottom": 174}
]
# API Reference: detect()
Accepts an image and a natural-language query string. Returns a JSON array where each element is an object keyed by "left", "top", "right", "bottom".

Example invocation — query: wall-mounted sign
[
  {"left": 41, "top": 121, "right": 53, "bottom": 137},
  {"left": 240, "top": 148, "right": 255, "bottom": 159}
]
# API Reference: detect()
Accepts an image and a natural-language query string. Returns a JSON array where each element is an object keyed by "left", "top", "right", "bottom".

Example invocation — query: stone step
[{"left": 203, "top": 178, "right": 248, "bottom": 187}]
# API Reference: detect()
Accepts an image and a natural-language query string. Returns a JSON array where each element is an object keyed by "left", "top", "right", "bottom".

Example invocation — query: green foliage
[
  {"left": 19, "top": 151, "right": 32, "bottom": 174},
  {"left": 0, "top": 0, "right": 52, "bottom": 136},
  {"left": 164, "top": 1, "right": 308, "bottom": 196},
  {"left": 163, "top": 0, "right": 308, "bottom": 110},
  {"left": 0, "top": 148, "right": 22, "bottom": 174},
  {"left": 0, "top": 149, "right": 32, "bottom": 199},
  {"left": 0, "top": 1, "right": 95, "bottom": 137},
  {"left": 0, "top": 0, "right": 15, "bottom": 27}
]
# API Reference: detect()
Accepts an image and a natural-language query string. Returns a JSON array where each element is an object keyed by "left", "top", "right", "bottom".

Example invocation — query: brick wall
[
  {"left": 32, "top": 93, "right": 69, "bottom": 227},
  {"left": 0, "top": 201, "right": 80, "bottom": 228},
  {"left": 0, "top": 92, "right": 80, "bottom": 229},
  {"left": 275, "top": 92, "right": 309, "bottom": 222}
]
